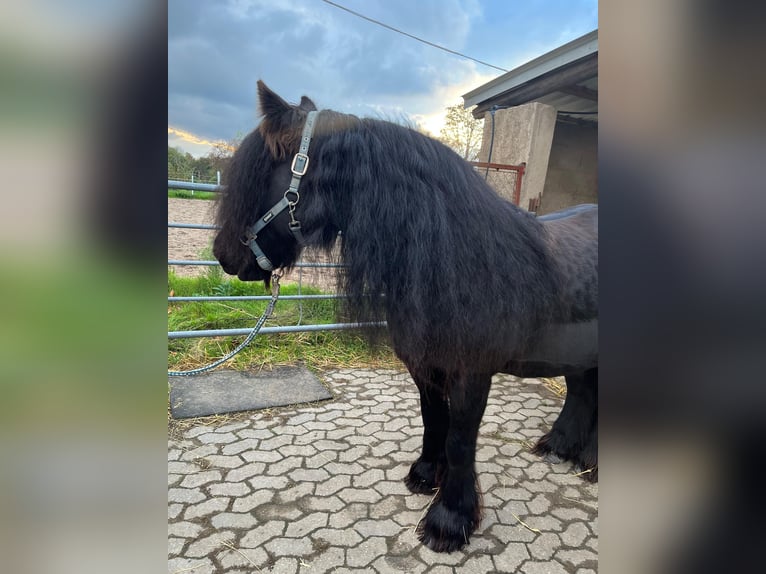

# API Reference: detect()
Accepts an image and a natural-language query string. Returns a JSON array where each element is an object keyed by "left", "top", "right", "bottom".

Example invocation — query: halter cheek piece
[{"left": 240, "top": 110, "right": 319, "bottom": 272}]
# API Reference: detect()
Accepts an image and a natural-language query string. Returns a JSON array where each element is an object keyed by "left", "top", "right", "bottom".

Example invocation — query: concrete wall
[
  {"left": 537, "top": 120, "right": 598, "bottom": 214},
  {"left": 477, "top": 102, "right": 556, "bottom": 207}
]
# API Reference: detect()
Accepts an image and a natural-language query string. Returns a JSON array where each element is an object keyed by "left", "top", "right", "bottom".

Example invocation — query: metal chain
[{"left": 168, "top": 273, "right": 282, "bottom": 377}]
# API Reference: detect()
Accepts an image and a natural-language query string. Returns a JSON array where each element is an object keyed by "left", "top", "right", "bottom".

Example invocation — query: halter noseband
[{"left": 241, "top": 110, "right": 319, "bottom": 271}]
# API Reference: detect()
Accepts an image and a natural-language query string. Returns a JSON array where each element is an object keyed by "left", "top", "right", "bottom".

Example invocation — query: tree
[
  {"left": 167, "top": 146, "right": 194, "bottom": 179},
  {"left": 206, "top": 134, "right": 242, "bottom": 179},
  {"left": 439, "top": 104, "right": 484, "bottom": 161}
]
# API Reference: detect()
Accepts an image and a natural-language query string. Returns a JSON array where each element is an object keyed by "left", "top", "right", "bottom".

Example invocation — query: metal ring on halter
[{"left": 284, "top": 189, "right": 300, "bottom": 205}]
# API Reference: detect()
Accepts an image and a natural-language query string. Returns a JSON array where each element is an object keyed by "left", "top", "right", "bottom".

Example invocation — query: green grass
[
  {"left": 168, "top": 269, "right": 399, "bottom": 372},
  {"left": 168, "top": 189, "right": 217, "bottom": 200}
]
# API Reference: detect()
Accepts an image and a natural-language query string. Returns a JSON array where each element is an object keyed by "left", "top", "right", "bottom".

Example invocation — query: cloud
[{"left": 168, "top": 0, "right": 597, "bottom": 154}]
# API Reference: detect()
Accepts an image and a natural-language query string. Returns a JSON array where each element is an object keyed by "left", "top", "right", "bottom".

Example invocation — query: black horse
[{"left": 213, "top": 81, "right": 597, "bottom": 553}]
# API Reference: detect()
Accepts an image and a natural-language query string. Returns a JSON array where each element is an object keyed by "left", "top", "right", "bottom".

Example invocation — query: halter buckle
[{"left": 291, "top": 153, "right": 309, "bottom": 176}]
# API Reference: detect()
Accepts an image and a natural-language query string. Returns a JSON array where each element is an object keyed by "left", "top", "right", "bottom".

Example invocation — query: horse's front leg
[
  {"left": 417, "top": 372, "right": 491, "bottom": 553},
  {"left": 405, "top": 369, "right": 449, "bottom": 494}
]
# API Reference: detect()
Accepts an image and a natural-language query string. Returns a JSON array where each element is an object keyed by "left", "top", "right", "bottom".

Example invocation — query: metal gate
[{"left": 167, "top": 180, "right": 374, "bottom": 340}]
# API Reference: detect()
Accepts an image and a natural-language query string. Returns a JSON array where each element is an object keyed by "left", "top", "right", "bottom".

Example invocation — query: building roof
[{"left": 462, "top": 29, "right": 597, "bottom": 123}]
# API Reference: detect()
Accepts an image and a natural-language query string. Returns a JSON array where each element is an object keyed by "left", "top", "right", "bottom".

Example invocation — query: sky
[{"left": 168, "top": 0, "right": 598, "bottom": 157}]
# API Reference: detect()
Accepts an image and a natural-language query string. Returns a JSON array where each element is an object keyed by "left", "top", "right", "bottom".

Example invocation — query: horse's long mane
[{"left": 302, "top": 115, "right": 564, "bottom": 371}]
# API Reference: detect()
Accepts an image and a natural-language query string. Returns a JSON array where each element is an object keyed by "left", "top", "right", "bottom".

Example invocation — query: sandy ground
[{"left": 168, "top": 198, "right": 340, "bottom": 289}]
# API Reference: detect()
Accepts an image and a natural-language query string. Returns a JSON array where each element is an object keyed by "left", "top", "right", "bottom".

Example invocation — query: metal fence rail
[{"left": 168, "top": 179, "right": 375, "bottom": 340}]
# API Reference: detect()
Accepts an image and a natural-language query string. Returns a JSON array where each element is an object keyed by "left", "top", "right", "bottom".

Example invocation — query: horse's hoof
[
  {"left": 542, "top": 452, "right": 564, "bottom": 464},
  {"left": 533, "top": 430, "right": 598, "bottom": 482},
  {"left": 404, "top": 459, "right": 439, "bottom": 495},
  {"left": 417, "top": 500, "right": 477, "bottom": 553}
]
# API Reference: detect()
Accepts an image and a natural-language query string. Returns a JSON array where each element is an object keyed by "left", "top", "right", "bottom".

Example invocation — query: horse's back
[{"left": 537, "top": 203, "right": 597, "bottom": 223}]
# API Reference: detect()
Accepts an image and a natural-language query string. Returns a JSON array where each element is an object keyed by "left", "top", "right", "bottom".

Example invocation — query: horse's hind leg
[
  {"left": 405, "top": 369, "right": 449, "bottom": 495},
  {"left": 533, "top": 367, "right": 598, "bottom": 481},
  {"left": 418, "top": 372, "right": 491, "bottom": 553}
]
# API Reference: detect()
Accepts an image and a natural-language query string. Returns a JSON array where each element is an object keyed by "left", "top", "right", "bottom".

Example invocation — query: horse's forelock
[{"left": 258, "top": 110, "right": 307, "bottom": 160}]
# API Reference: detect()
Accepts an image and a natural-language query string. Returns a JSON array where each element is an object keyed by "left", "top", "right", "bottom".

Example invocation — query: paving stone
[
  {"left": 265, "top": 456, "right": 304, "bottom": 475},
  {"left": 528, "top": 532, "right": 563, "bottom": 560},
  {"left": 257, "top": 503, "right": 304, "bottom": 521},
  {"left": 221, "top": 438, "right": 261, "bottom": 455},
  {"left": 455, "top": 554, "right": 493, "bottom": 573},
  {"left": 521, "top": 560, "right": 569, "bottom": 574},
  {"left": 185, "top": 531, "right": 234, "bottom": 558},
  {"left": 372, "top": 554, "right": 427, "bottom": 574},
  {"left": 168, "top": 536, "right": 184, "bottom": 556},
  {"left": 280, "top": 444, "right": 318, "bottom": 457},
  {"left": 167, "top": 557, "right": 215, "bottom": 574},
  {"left": 232, "top": 489, "right": 273, "bottom": 512},
  {"left": 552, "top": 505, "right": 592, "bottom": 521},
  {"left": 218, "top": 546, "right": 268, "bottom": 570},
  {"left": 347, "top": 536, "right": 388, "bottom": 568},
  {"left": 300, "top": 547, "right": 345, "bottom": 574},
  {"left": 168, "top": 503, "right": 183, "bottom": 520},
  {"left": 208, "top": 481, "right": 250, "bottom": 497},
  {"left": 265, "top": 536, "right": 315, "bottom": 556},
  {"left": 312, "top": 527, "right": 364, "bottom": 547},
  {"left": 248, "top": 474, "right": 291, "bottom": 490},
  {"left": 203, "top": 454, "right": 245, "bottom": 468},
  {"left": 556, "top": 548, "right": 598, "bottom": 567},
  {"left": 315, "top": 474, "right": 351, "bottom": 496},
  {"left": 168, "top": 461, "right": 202, "bottom": 474},
  {"left": 168, "top": 521, "right": 203, "bottom": 539},
  {"left": 354, "top": 518, "right": 404, "bottom": 538},
  {"left": 225, "top": 462, "right": 266, "bottom": 482},
  {"left": 304, "top": 450, "right": 339, "bottom": 468},
  {"left": 196, "top": 431, "right": 238, "bottom": 445},
  {"left": 239, "top": 520, "right": 286, "bottom": 548},
  {"left": 418, "top": 545, "right": 464, "bottom": 566},
  {"left": 337, "top": 486, "right": 383, "bottom": 504},
  {"left": 270, "top": 557, "right": 299, "bottom": 574},
  {"left": 179, "top": 470, "right": 222, "bottom": 488},
  {"left": 211, "top": 512, "right": 258, "bottom": 529},
  {"left": 493, "top": 542, "right": 530, "bottom": 572},
  {"left": 302, "top": 494, "right": 346, "bottom": 513},
  {"left": 184, "top": 496, "right": 230, "bottom": 520},
  {"left": 285, "top": 512, "right": 329, "bottom": 537},
  {"left": 289, "top": 468, "right": 331, "bottom": 483},
  {"left": 561, "top": 521, "right": 590, "bottom": 547},
  {"left": 353, "top": 468, "right": 386, "bottom": 488},
  {"left": 328, "top": 503, "right": 368, "bottom": 529},
  {"left": 179, "top": 444, "right": 218, "bottom": 462},
  {"left": 168, "top": 487, "right": 205, "bottom": 504},
  {"left": 183, "top": 425, "right": 214, "bottom": 439},
  {"left": 261, "top": 434, "right": 294, "bottom": 450},
  {"left": 279, "top": 481, "right": 315, "bottom": 503},
  {"left": 240, "top": 449, "right": 282, "bottom": 463},
  {"left": 238, "top": 428, "right": 274, "bottom": 440},
  {"left": 488, "top": 523, "right": 537, "bottom": 544}
]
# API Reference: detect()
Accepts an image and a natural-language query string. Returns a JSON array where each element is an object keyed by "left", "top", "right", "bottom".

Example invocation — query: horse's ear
[
  {"left": 257, "top": 80, "right": 306, "bottom": 159},
  {"left": 299, "top": 96, "right": 317, "bottom": 111},
  {"left": 257, "top": 80, "right": 291, "bottom": 119}
]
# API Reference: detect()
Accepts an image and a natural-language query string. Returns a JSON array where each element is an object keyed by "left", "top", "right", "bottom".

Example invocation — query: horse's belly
[{"left": 502, "top": 319, "right": 598, "bottom": 378}]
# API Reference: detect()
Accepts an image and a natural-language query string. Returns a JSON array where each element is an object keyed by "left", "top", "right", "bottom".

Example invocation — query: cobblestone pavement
[{"left": 168, "top": 369, "right": 598, "bottom": 573}]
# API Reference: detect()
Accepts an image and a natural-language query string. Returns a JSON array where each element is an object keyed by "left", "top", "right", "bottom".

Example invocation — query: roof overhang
[{"left": 463, "top": 30, "right": 598, "bottom": 123}]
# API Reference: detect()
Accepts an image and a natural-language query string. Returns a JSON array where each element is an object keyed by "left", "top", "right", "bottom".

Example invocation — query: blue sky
[{"left": 168, "top": 0, "right": 597, "bottom": 156}]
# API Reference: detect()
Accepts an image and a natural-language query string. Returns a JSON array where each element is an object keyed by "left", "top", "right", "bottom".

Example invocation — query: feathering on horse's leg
[
  {"left": 533, "top": 368, "right": 598, "bottom": 481},
  {"left": 417, "top": 372, "right": 491, "bottom": 552},
  {"left": 405, "top": 369, "right": 449, "bottom": 495}
]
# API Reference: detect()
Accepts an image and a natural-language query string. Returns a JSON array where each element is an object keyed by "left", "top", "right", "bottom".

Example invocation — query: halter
[{"left": 241, "top": 110, "right": 319, "bottom": 271}]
